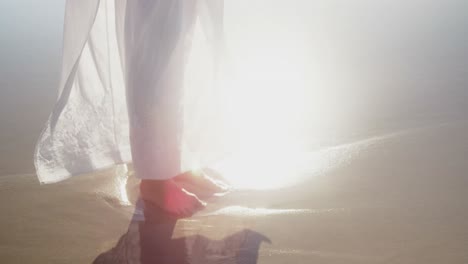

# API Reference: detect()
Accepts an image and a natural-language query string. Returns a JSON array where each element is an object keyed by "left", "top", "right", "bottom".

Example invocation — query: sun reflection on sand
[
  {"left": 200, "top": 206, "right": 347, "bottom": 217},
  {"left": 213, "top": 146, "right": 350, "bottom": 190},
  {"left": 212, "top": 132, "right": 398, "bottom": 190}
]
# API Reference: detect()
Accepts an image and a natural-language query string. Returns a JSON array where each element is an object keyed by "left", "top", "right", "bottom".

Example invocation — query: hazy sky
[
  {"left": 0, "top": 0, "right": 65, "bottom": 117},
  {"left": 1, "top": 0, "right": 467, "bottom": 119},
  {"left": 225, "top": 0, "right": 468, "bottom": 135}
]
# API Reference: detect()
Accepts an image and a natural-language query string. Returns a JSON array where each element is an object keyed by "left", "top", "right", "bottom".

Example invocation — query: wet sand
[{"left": 1, "top": 121, "right": 468, "bottom": 263}]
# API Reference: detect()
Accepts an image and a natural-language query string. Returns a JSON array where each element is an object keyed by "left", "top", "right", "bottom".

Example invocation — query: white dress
[{"left": 34, "top": 0, "right": 225, "bottom": 183}]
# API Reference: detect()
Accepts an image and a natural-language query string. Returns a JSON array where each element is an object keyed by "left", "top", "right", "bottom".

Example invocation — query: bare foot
[
  {"left": 140, "top": 179, "right": 206, "bottom": 217},
  {"left": 174, "top": 170, "right": 230, "bottom": 198}
]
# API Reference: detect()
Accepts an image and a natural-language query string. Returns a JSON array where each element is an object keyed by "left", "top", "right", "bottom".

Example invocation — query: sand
[{"left": 1, "top": 121, "right": 468, "bottom": 263}]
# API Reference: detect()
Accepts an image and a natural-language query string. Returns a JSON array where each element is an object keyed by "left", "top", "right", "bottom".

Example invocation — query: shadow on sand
[{"left": 93, "top": 201, "right": 271, "bottom": 264}]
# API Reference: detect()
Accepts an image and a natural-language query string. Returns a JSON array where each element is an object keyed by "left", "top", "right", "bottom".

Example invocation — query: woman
[{"left": 35, "top": 0, "right": 227, "bottom": 216}]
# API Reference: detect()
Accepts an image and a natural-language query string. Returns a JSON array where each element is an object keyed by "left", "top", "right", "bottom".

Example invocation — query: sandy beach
[{"left": 1, "top": 121, "right": 468, "bottom": 263}]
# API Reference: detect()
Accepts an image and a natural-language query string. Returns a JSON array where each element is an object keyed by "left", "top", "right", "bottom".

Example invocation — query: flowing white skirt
[{"left": 35, "top": 0, "right": 225, "bottom": 183}]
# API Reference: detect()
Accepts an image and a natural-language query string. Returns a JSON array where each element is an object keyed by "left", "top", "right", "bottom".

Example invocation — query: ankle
[{"left": 140, "top": 179, "right": 166, "bottom": 193}]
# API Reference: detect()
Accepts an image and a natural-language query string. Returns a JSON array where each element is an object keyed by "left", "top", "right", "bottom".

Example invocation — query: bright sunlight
[{"left": 183, "top": 8, "right": 343, "bottom": 190}]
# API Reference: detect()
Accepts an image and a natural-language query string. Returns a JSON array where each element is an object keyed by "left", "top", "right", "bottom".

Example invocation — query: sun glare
[
  {"left": 209, "top": 33, "right": 316, "bottom": 189},
  {"left": 183, "top": 20, "right": 329, "bottom": 190}
]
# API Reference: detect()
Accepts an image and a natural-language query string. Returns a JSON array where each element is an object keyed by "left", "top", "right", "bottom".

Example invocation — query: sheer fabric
[{"left": 35, "top": 0, "right": 225, "bottom": 183}]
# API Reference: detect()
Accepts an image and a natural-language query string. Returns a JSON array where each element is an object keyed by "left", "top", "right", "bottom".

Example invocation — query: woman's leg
[{"left": 123, "top": 0, "right": 205, "bottom": 216}]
